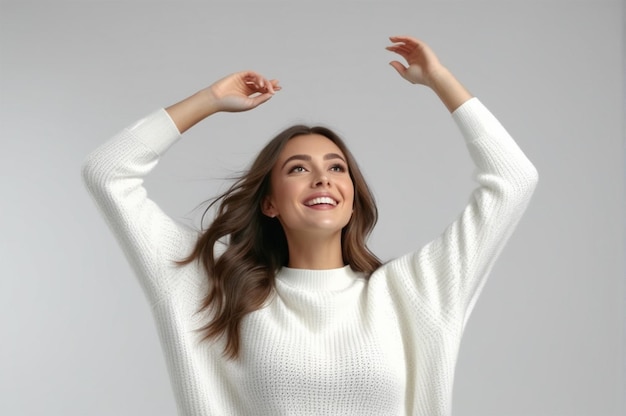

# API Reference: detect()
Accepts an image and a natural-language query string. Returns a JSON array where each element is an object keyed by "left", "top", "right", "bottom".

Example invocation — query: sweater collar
[{"left": 275, "top": 265, "right": 362, "bottom": 292}]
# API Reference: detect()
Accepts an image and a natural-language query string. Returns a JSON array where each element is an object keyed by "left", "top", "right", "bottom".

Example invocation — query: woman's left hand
[
  {"left": 386, "top": 35, "right": 472, "bottom": 112},
  {"left": 386, "top": 36, "right": 445, "bottom": 88}
]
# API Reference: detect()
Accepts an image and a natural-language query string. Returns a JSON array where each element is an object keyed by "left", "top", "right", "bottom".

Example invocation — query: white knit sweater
[{"left": 82, "top": 98, "right": 538, "bottom": 416}]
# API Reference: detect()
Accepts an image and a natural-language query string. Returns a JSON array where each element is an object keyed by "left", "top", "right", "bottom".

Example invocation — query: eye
[
  {"left": 329, "top": 164, "right": 347, "bottom": 173},
  {"left": 288, "top": 165, "right": 307, "bottom": 173}
]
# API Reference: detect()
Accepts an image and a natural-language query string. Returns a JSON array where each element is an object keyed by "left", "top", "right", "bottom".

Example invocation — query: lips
[{"left": 303, "top": 196, "right": 338, "bottom": 206}]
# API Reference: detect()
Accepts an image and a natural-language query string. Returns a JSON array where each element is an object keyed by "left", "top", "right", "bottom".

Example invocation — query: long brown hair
[{"left": 180, "top": 125, "right": 381, "bottom": 359}]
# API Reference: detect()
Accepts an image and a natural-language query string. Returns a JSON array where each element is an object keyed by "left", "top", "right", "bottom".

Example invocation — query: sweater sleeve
[
  {"left": 81, "top": 109, "right": 199, "bottom": 304},
  {"left": 390, "top": 98, "right": 538, "bottom": 330}
]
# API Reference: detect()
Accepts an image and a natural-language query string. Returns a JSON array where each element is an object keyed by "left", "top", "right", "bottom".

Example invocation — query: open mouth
[{"left": 304, "top": 196, "right": 338, "bottom": 207}]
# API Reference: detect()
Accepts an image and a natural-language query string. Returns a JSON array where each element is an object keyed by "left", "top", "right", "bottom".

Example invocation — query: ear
[{"left": 261, "top": 195, "right": 278, "bottom": 218}]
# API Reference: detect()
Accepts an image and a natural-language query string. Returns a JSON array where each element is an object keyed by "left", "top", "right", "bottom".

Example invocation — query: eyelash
[
  {"left": 288, "top": 164, "right": 347, "bottom": 174},
  {"left": 289, "top": 165, "right": 307, "bottom": 173}
]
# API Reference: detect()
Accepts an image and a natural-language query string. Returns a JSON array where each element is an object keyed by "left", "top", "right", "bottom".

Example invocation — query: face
[{"left": 262, "top": 134, "right": 354, "bottom": 239}]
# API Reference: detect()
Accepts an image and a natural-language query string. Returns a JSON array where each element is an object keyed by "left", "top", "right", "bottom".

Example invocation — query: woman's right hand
[
  {"left": 205, "top": 71, "right": 281, "bottom": 113},
  {"left": 166, "top": 71, "right": 281, "bottom": 133}
]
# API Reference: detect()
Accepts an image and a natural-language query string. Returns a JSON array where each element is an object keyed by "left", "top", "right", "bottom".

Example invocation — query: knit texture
[{"left": 82, "top": 98, "right": 538, "bottom": 415}]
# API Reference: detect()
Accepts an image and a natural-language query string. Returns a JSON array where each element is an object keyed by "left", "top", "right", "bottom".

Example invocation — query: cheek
[
  {"left": 280, "top": 181, "right": 301, "bottom": 201},
  {"left": 270, "top": 178, "right": 301, "bottom": 209},
  {"left": 342, "top": 179, "right": 355, "bottom": 206}
]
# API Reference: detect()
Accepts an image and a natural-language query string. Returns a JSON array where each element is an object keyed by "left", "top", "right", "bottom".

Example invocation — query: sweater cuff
[
  {"left": 127, "top": 108, "right": 182, "bottom": 156},
  {"left": 451, "top": 97, "right": 510, "bottom": 144}
]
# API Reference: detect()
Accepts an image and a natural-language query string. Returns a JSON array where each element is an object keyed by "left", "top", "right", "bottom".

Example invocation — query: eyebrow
[{"left": 281, "top": 153, "right": 346, "bottom": 169}]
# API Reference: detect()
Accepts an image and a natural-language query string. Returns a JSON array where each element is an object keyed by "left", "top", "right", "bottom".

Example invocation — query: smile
[{"left": 304, "top": 196, "right": 338, "bottom": 206}]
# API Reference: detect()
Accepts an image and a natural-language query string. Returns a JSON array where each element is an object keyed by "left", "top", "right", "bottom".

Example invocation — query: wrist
[
  {"left": 425, "top": 67, "right": 473, "bottom": 113},
  {"left": 165, "top": 89, "right": 219, "bottom": 134},
  {"left": 424, "top": 66, "right": 452, "bottom": 92},
  {"left": 197, "top": 88, "right": 221, "bottom": 117}
]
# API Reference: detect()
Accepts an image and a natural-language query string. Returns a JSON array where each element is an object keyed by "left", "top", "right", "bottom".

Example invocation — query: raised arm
[
  {"left": 386, "top": 35, "right": 471, "bottom": 113},
  {"left": 386, "top": 36, "right": 538, "bottom": 327},
  {"left": 82, "top": 71, "right": 281, "bottom": 302},
  {"left": 166, "top": 71, "right": 281, "bottom": 133}
]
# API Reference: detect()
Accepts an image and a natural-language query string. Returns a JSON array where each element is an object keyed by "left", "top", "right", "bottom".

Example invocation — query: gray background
[{"left": 1, "top": 0, "right": 623, "bottom": 415}]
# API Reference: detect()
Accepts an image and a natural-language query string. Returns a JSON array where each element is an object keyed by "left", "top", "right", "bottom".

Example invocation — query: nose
[{"left": 312, "top": 174, "right": 330, "bottom": 188}]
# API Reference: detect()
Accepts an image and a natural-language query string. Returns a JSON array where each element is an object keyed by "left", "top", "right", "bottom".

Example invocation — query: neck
[{"left": 285, "top": 231, "right": 344, "bottom": 270}]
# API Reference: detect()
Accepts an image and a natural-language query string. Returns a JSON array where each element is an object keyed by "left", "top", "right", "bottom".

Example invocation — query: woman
[{"left": 83, "top": 36, "right": 538, "bottom": 415}]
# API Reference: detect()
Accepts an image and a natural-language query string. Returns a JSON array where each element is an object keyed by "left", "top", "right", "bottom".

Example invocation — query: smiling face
[{"left": 262, "top": 134, "right": 355, "bottom": 240}]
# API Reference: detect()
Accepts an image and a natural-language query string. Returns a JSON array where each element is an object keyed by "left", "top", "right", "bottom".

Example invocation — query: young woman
[{"left": 83, "top": 36, "right": 538, "bottom": 415}]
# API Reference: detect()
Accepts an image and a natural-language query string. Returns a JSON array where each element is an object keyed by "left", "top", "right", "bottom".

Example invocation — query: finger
[
  {"left": 389, "top": 38, "right": 421, "bottom": 54},
  {"left": 385, "top": 45, "right": 404, "bottom": 52},
  {"left": 387, "top": 43, "right": 414, "bottom": 53},
  {"left": 386, "top": 46, "right": 411, "bottom": 61},
  {"left": 242, "top": 71, "right": 262, "bottom": 87},
  {"left": 261, "top": 77, "right": 282, "bottom": 94},
  {"left": 386, "top": 43, "right": 413, "bottom": 54},
  {"left": 264, "top": 77, "right": 274, "bottom": 94},
  {"left": 389, "top": 61, "right": 407, "bottom": 77},
  {"left": 242, "top": 72, "right": 279, "bottom": 94},
  {"left": 389, "top": 35, "right": 419, "bottom": 45},
  {"left": 242, "top": 70, "right": 264, "bottom": 80},
  {"left": 387, "top": 40, "right": 408, "bottom": 48},
  {"left": 244, "top": 76, "right": 262, "bottom": 90},
  {"left": 249, "top": 92, "right": 274, "bottom": 107},
  {"left": 243, "top": 71, "right": 268, "bottom": 89},
  {"left": 270, "top": 79, "right": 281, "bottom": 91},
  {"left": 245, "top": 78, "right": 271, "bottom": 94}
]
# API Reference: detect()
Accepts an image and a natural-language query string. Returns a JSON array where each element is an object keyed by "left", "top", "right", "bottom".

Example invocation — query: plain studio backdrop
[{"left": 1, "top": 1, "right": 623, "bottom": 415}]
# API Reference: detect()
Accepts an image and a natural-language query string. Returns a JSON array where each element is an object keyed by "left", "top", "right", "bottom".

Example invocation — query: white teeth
[{"left": 305, "top": 197, "right": 337, "bottom": 206}]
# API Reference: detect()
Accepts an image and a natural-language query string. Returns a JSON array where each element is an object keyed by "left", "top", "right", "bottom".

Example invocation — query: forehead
[{"left": 279, "top": 134, "right": 345, "bottom": 159}]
